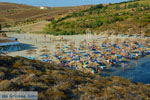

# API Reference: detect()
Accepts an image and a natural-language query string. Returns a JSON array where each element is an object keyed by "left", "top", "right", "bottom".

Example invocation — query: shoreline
[
  {"left": 4, "top": 33, "right": 149, "bottom": 70},
  {"left": 0, "top": 33, "right": 149, "bottom": 84}
]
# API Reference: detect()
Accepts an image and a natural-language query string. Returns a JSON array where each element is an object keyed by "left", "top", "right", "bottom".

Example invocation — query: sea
[{"left": 101, "top": 56, "right": 150, "bottom": 84}]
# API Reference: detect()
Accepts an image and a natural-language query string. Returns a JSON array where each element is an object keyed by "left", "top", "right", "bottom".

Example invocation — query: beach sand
[{"left": 6, "top": 33, "right": 147, "bottom": 60}]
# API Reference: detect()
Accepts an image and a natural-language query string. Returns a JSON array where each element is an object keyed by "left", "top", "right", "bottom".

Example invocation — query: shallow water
[
  {"left": 101, "top": 56, "right": 150, "bottom": 84},
  {"left": 0, "top": 43, "right": 36, "bottom": 52}
]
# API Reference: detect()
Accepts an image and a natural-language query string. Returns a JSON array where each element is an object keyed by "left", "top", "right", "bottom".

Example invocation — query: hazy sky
[{"left": 0, "top": 0, "right": 129, "bottom": 7}]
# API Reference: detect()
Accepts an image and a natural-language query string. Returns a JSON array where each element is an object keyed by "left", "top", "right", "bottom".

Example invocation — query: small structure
[{"left": 40, "top": 6, "right": 47, "bottom": 10}]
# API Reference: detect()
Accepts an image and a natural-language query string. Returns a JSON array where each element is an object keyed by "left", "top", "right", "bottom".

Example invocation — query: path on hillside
[{"left": 5, "top": 21, "right": 50, "bottom": 33}]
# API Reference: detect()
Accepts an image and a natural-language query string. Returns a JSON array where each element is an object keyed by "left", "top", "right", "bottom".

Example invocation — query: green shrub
[
  {"left": 115, "top": 5, "right": 121, "bottom": 10},
  {"left": 89, "top": 4, "right": 104, "bottom": 10},
  {"left": 127, "top": 3, "right": 140, "bottom": 8},
  {"left": 89, "top": 20, "right": 103, "bottom": 28},
  {"left": 71, "top": 12, "right": 84, "bottom": 17},
  {"left": 106, "top": 16, "right": 124, "bottom": 24},
  {"left": 81, "top": 20, "right": 103, "bottom": 28}
]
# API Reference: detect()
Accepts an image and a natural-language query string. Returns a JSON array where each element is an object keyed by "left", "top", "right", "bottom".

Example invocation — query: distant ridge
[{"left": 0, "top": 2, "right": 91, "bottom": 27}]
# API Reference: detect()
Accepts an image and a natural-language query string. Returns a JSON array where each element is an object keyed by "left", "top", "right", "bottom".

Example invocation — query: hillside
[
  {"left": 0, "top": 56, "right": 150, "bottom": 100},
  {"left": 44, "top": 0, "right": 150, "bottom": 36},
  {"left": 0, "top": 2, "right": 91, "bottom": 27}
]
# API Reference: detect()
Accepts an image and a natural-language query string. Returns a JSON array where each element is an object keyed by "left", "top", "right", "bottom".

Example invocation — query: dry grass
[
  {"left": 0, "top": 56, "right": 149, "bottom": 100},
  {"left": 0, "top": 2, "right": 91, "bottom": 26}
]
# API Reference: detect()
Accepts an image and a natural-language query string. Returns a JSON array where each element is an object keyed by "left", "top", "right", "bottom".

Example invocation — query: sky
[{"left": 0, "top": 0, "right": 129, "bottom": 7}]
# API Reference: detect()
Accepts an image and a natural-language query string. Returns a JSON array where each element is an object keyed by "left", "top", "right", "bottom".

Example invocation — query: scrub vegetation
[
  {"left": 0, "top": 2, "right": 90, "bottom": 28},
  {"left": 44, "top": 0, "right": 150, "bottom": 36},
  {"left": 0, "top": 56, "right": 150, "bottom": 100}
]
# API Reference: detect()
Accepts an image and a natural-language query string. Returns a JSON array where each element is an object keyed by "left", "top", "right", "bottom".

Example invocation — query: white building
[{"left": 40, "top": 6, "right": 47, "bottom": 10}]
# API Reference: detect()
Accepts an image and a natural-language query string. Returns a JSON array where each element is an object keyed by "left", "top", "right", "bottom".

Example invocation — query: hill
[
  {"left": 44, "top": 0, "right": 150, "bottom": 36},
  {"left": 0, "top": 56, "right": 150, "bottom": 100},
  {"left": 0, "top": 2, "right": 91, "bottom": 28}
]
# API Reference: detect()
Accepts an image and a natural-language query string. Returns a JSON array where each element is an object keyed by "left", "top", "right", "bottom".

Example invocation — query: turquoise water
[
  {"left": 101, "top": 56, "right": 150, "bottom": 84},
  {"left": 0, "top": 43, "right": 36, "bottom": 52}
]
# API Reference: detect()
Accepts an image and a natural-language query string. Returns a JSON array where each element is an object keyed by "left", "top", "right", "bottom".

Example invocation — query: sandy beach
[
  {"left": 6, "top": 33, "right": 149, "bottom": 59},
  {"left": 4, "top": 33, "right": 149, "bottom": 74},
  {"left": 6, "top": 33, "right": 105, "bottom": 59}
]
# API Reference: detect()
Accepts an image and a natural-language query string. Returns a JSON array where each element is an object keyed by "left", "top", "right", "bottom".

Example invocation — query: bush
[
  {"left": 0, "top": 80, "right": 12, "bottom": 90},
  {"left": 71, "top": 12, "right": 84, "bottom": 17},
  {"left": 82, "top": 20, "right": 103, "bottom": 28},
  {"left": 89, "top": 4, "right": 104, "bottom": 10},
  {"left": 127, "top": 3, "right": 140, "bottom": 8},
  {"left": 89, "top": 20, "right": 103, "bottom": 28},
  {"left": 115, "top": 5, "right": 121, "bottom": 10},
  {"left": 0, "top": 56, "right": 150, "bottom": 99},
  {"left": 54, "top": 15, "right": 71, "bottom": 23},
  {"left": 106, "top": 16, "right": 124, "bottom": 24}
]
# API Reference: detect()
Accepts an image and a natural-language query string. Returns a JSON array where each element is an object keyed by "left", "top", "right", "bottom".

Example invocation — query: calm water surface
[{"left": 102, "top": 56, "right": 150, "bottom": 84}]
